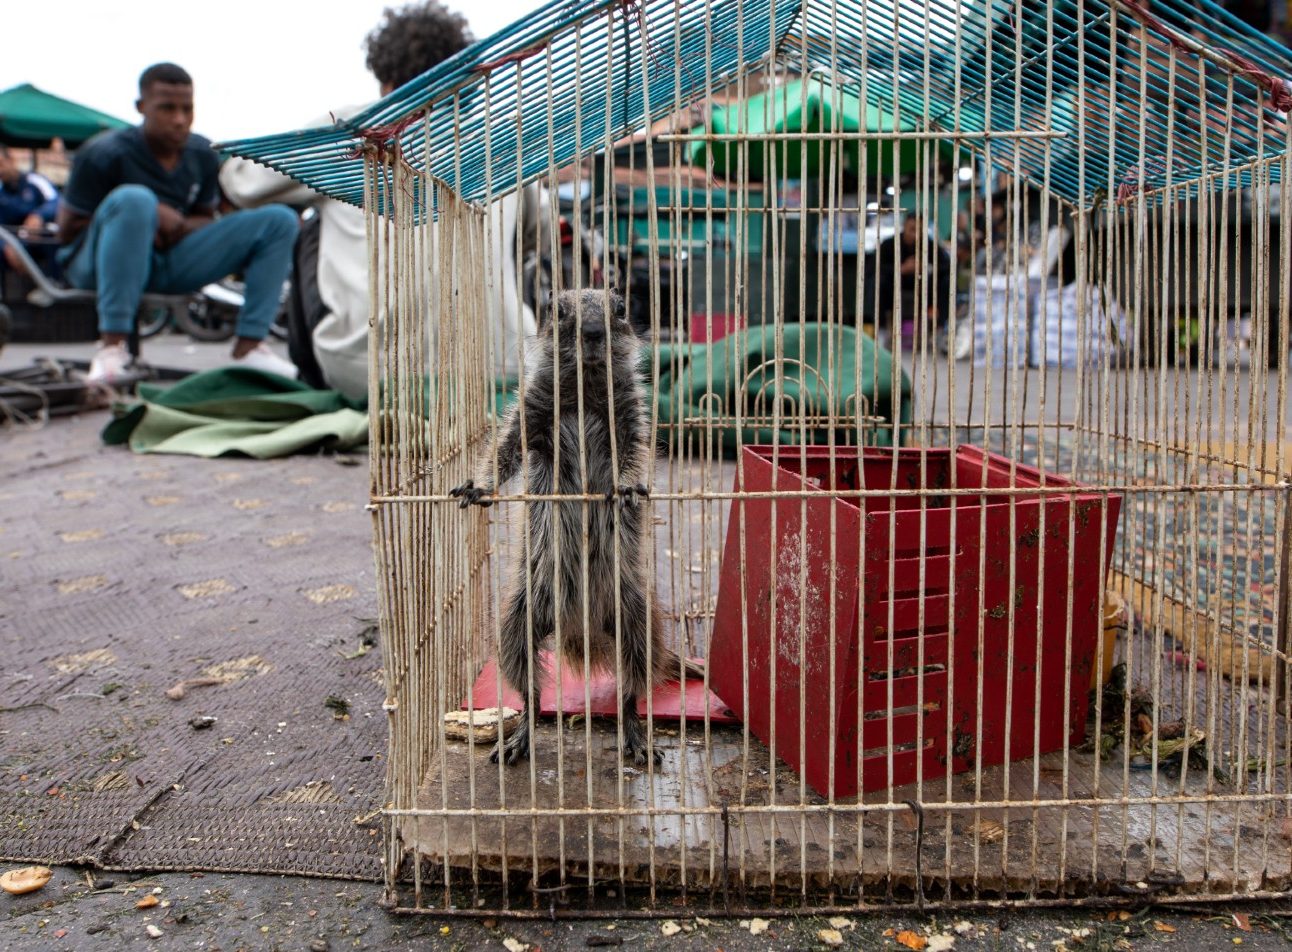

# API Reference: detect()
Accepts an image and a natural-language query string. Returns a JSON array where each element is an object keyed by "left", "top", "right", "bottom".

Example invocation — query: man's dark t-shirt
[
  {"left": 61, "top": 126, "right": 219, "bottom": 223},
  {"left": 871, "top": 231, "right": 953, "bottom": 322}
]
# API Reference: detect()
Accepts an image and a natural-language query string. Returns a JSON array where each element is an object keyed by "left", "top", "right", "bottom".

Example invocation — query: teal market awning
[{"left": 0, "top": 83, "right": 129, "bottom": 149}]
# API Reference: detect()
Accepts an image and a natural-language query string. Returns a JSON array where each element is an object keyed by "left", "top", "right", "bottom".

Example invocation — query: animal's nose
[{"left": 581, "top": 321, "right": 606, "bottom": 342}]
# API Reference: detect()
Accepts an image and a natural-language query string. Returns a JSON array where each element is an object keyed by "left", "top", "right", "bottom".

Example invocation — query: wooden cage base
[{"left": 404, "top": 715, "right": 1291, "bottom": 899}]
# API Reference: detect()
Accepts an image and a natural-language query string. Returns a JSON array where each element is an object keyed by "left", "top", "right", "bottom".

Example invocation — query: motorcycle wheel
[
  {"left": 267, "top": 306, "right": 289, "bottom": 342},
  {"left": 175, "top": 298, "right": 238, "bottom": 342},
  {"left": 135, "top": 302, "right": 174, "bottom": 339}
]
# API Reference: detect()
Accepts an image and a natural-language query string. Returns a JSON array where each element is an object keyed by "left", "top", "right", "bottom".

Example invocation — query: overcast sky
[{"left": 5, "top": 0, "right": 545, "bottom": 145}]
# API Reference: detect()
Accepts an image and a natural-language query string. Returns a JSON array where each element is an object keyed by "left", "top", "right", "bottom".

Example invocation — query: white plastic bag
[
  {"left": 971, "top": 274, "right": 1030, "bottom": 368},
  {"left": 1030, "top": 281, "right": 1125, "bottom": 367}
]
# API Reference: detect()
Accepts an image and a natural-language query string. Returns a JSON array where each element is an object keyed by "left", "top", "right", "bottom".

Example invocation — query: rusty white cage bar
[{"left": 329, "top": 0, "right": 1292, "bottom": 917}]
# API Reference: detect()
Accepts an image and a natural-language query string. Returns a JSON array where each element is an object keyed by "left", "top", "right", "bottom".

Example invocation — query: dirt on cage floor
[{"left": 408, "top": 640, "right": 1291, "bottom": 902}]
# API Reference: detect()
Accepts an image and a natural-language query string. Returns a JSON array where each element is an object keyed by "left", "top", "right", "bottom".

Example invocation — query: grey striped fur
[{"left": 452, "top": 289, "right": 701, "bottom": 767}]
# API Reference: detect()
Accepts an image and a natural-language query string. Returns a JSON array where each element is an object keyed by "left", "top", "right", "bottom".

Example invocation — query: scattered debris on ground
[
  {"left": 0, "top": 865, "right": 51, "bottom": 895},
  {"left": 164, "top": 677, "right": 223, "bottom": 701},
  {"left": 339, "top": 621, "right": 378, "bottom": 660},
  {"left": 324, "top": 695, "right": 351, "bottom": 720}
]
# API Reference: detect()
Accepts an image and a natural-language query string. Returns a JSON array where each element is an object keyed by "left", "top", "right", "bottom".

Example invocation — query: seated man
[
  {"left": 0, "top": 144, "right": 61, "bottom": 277},
  {"left": 57, "top": 62, "right": 299, "bottom": 384}
]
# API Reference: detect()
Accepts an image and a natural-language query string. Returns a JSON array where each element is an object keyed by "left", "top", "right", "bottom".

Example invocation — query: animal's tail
[{"left": 654, "top": 647, "right": 706, "bottom": 684}]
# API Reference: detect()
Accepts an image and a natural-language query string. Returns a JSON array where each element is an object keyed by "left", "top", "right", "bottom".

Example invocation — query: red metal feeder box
[{"left": 707, "top": 444, "right": 1121, "bottom": 798}]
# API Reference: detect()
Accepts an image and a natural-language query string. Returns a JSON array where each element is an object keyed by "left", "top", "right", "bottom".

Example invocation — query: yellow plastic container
[{"left": 1093, "top": 590, "right": 1127, "bottom": 690}]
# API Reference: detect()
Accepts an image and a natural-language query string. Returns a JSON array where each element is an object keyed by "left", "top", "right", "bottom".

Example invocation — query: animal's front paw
[
  {"left": 450, "top": 479, "right": 492, "bottom": 509},
  {"left": 606, "top": 484, "right": 649, "bottom": 511}
]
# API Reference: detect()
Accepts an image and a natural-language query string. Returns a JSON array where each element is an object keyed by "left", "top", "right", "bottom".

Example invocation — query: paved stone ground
[
  {"left": 3, "top": 334, "right": 1291, "bottom": 950},
  {"left": 5, "top": 866, "right": 1292, "bottom": 951}
]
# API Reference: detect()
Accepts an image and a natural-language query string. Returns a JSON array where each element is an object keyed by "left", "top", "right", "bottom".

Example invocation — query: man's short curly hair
[{"left": 364, "top": 2, "right": 474, "bottom": 91}]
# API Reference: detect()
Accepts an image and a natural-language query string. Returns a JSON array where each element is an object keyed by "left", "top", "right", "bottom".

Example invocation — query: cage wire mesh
[{"left": 222, "top": 0, "right": 1292, "bottom": 915}]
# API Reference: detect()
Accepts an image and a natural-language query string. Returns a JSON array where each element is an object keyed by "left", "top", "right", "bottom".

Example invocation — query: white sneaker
[
  {"left": 85, "top": 342, "right": 132, "bottom": 385},
  {"left": 230, "top": 342, "right": 299, "bottom": 380}
]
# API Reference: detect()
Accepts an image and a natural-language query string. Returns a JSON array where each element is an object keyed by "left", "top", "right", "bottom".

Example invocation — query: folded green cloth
[{"left": 102, "top": 367, "right": 368, "bottom": 458}]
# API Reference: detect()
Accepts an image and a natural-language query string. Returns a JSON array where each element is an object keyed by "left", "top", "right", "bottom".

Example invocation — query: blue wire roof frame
[
  {"left": 782, "top": 0, "right": 1292, "bottom": 205},
  {"left": 219, "top": 0, "right": 1292, "bottom": 213},
  {"left": 218, "top": 0, "right": 803, "bottom": 217}
]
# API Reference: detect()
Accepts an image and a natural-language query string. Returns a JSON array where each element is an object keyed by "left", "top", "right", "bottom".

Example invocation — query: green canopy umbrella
[
  {"left": 690, "top": 77, "right": 941, "bottom": 182},
  {"left": 0, "top": 83, "right": 130, "bottom": 148}
]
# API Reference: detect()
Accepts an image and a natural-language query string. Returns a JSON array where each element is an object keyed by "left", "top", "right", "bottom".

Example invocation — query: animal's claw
[
  {"left": 622, "top": 711, "right": 663, "bottom": 767},
  {"left": 608, "top": 484, "right": 647, "bottom": 511},
  {"left": 450, "top": 480, "right": 492, "bottom": 509},
  {"left": 490, "top": 725, "right": 531, "bottom": 765},
  {"left": 623, "top": 739, "right": 664, "bottom": 768}
]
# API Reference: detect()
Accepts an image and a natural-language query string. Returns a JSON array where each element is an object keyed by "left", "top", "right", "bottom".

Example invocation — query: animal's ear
[
  {"left": 539, "top": 292, "right": 565, "bottom": 331},
  {"left": 608, "top": 288, "right": 627, "bottom": 321}
]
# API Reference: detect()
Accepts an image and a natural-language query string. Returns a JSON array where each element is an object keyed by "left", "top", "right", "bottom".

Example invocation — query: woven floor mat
[
  {"left": 953, "top": 427, "right": 1284, "bottom": 646},
  {"left": 0, "top": 415, "right": 384, "bottom": 880}
]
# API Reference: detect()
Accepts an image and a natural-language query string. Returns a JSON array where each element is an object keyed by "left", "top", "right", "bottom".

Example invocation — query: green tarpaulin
[
  {"left": 654, "top": 323, "right": 910, "bottom": 453},
  {"left": 691, "top": 77, "right": 940, "bottom": 181},
  {"left": 0, "top": 83, "right": 129, "bottom": 148}
]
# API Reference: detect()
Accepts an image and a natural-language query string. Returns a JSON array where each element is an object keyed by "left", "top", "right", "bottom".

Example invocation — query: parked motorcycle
[{"left": 135, "top": 277, "right": 290, "bottom": 343}]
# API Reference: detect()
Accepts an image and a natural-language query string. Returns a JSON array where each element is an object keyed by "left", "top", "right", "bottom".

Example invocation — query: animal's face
[{"left": 540, "top": 289, "right": 632, "bottom": 366}]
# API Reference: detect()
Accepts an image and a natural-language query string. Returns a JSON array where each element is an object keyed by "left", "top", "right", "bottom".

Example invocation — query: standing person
[
  {"left": 220, "top": 1, "right": 543, "bottom": 402},
  {"left": 57, "top": 63, "right": 299, "bottom": 385},
  {"left": 874, "top": 214, "right": 953, "bottom": 349},
  {"left": 0, "top": 144, "right": 60, "bottom": 276}
]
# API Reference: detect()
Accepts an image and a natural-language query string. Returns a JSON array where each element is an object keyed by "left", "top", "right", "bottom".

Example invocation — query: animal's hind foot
[
  {"left": 621, "top": 710, "right": 664, "bottom": 767},
  {"left": 489, "top": 721, "right": 531, "bottom": 765},
  {"left": 622, "top": 736, "right": 665, "bottom": 768}
]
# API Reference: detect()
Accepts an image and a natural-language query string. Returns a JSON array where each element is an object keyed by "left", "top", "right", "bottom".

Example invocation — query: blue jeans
[{"left": 60, "top": 184, "right": 298, "bottom": 339}]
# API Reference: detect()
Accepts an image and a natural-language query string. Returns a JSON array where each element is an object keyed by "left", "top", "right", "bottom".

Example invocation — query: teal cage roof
[{"left": 219, "top": 0, "right": 1292, "bottom": 211}]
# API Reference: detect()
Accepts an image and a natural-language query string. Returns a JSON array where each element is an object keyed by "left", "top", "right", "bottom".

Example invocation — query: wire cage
[{"left": 223, "top": 0, "right": 1292, "bottom": 916}]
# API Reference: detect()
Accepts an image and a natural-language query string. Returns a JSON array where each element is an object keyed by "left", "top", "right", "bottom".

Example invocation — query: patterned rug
[{"left": 949, "top": 426, "right": 1284, "bottom": 648}]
